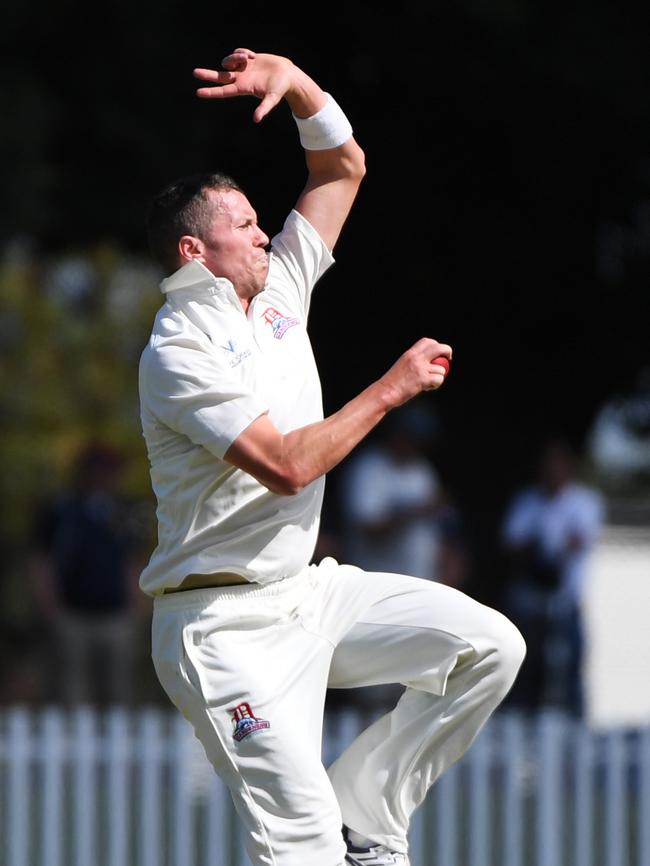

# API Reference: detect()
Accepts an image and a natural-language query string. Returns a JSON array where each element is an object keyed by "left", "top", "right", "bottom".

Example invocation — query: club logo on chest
[{"left": 260, "top": 306, "right": 300, "bottom": 339}]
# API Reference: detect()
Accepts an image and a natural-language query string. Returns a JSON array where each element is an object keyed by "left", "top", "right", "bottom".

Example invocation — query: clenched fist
[{"left": 379, "top": 338, "right": 453, "bottom": 409}]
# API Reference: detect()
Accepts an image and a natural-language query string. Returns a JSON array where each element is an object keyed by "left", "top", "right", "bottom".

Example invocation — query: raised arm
[
  {"left": 194, "top": 48, "right": 365, "bottom": 251},
  {"left": 224, "top": 339, "right": 452, "bottom": 496}
]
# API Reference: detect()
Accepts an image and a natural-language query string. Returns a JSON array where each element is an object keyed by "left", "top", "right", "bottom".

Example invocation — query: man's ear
[{"left": 178, "top": 235, "right": 205, "bottom": 264}]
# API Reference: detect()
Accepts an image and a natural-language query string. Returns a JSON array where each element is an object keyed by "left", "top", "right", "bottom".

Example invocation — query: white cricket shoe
[
  {"left": 344, "top": 849, "right": 409, "bottom": 865},
  {"left": 343, "top": 827, "right": 410, "bottom": 866}
]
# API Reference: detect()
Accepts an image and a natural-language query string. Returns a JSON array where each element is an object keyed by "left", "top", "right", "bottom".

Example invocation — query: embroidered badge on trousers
[{"left": 230, "top": 702, "right": 271, "bottom": 742}]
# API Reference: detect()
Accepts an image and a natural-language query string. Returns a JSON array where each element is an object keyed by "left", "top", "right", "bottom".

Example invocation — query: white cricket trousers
[{"left": 152, "top": 557, "right": 525, "bottom": 866}]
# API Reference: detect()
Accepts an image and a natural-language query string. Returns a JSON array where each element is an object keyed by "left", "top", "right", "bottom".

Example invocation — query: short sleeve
[
  {"left": 140, "top": 339, "right": 268, "bottom": 460},
  {"left": 267, "top": 210, "right": 335, "bottom": 316}
]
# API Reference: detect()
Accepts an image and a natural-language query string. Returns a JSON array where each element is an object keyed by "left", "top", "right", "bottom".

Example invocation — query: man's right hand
[{"left": 379, "top": 338, "right": 453, "bottom": 409}]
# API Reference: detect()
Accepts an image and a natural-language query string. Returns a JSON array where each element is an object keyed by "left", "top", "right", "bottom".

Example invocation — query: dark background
[{"left": 2, "top": 0, "right": 649, "bottom": 607}]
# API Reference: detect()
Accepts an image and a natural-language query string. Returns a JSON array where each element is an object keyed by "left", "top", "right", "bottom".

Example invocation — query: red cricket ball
[{"left": 433, "top": 356, "right": 450, "bottom": 375}]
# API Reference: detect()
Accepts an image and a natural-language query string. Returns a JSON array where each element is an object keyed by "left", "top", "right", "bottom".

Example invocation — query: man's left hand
[{"left": 194, "top": 48, "right": 296, "bottom": 123}]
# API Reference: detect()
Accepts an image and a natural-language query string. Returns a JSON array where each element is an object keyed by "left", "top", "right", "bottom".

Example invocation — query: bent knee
[{"left": 486, "top": 612, "right": 527, "bottom": 692}]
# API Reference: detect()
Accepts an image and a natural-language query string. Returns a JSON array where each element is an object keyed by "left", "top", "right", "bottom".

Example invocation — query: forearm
[
  {"left": 288, "top": 66, "right": 365, "bottom": 248},
  {"left": 226, "top": 379, "right": 395, "bottom": 496},
  {"left": 225, "top": 339, "right": 451, "bottom": 495},
  {"left": 286, "top": 65, "right": 364, "bottom": 179},
  {"left": 282, "top": 381, "right": 393, "bottom": 491},
  {"left": 284, "top": 66, "right": 328, "bottom": 119}
]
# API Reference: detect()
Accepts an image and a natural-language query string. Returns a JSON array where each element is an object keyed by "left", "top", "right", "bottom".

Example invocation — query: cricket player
[{"left": 139, "top": 47, "right": 525, "bottom": 866}]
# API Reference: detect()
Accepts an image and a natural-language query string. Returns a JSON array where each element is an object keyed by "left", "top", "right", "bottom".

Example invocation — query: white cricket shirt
[{"left": 138, "top": 210, "right": 334, "bottom": 595}]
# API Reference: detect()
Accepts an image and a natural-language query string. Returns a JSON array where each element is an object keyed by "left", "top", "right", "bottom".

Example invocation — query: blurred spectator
[
  {"left": 587, "top": 366, "right": 650, "bottom": 493},
  {"left": 29, "top": 442, "right": 146, "bottom": 706},
  {"left": 43, "top": 251, "right": 98, "bottom": 313},
  {"left": 339, "top": 401, "right": 468, "bottom": 587},
  {"left": 500, "top": 438, "right": 605, "bottom": 717}
]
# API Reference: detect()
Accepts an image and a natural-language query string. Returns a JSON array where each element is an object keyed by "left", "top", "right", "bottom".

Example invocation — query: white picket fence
[{"left": 1, "top": 706, "right": 649, "bottom": 866}]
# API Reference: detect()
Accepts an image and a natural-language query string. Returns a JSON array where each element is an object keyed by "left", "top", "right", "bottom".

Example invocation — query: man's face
[{"left": 198, "top": 188, "right": 270, "bottom": 303}]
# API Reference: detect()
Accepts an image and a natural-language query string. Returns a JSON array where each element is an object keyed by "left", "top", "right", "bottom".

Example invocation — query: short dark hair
[{"left": 146, "top": 172, "right": 243, "bottom": 275}]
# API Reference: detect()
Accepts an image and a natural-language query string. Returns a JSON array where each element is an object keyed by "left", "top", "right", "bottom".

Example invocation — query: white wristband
[{"left": 293, "top": 94, "right": 353, "bottom": 151}]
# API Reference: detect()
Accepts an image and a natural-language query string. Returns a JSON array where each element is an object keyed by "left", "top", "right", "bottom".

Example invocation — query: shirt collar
[{"left": 160, "top": 259, "right": 236, "bottom": 298}]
